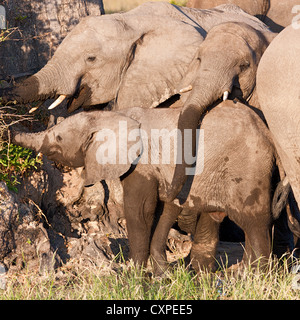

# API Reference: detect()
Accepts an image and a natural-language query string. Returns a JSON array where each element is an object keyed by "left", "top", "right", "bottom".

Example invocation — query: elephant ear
[
  {"left": 82, "top": 112, "right": 142, "bottom": 186},
  {"left": 116, "top": 17, "right": 203, "bottom": 109}
]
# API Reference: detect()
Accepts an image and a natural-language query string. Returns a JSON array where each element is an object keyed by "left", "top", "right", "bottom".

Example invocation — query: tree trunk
[{"left": 0, "top": 0, "right": 105, "bottom": 80}]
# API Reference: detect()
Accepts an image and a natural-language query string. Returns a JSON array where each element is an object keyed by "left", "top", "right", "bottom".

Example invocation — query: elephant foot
[
  {"left": 152, "top": 269, "right": 173, "bottom": 283},
  {"left": 225, "top": 256, "right": 269, "bottom": 275},
  {"left": 152, "top": 261, "right": 170, "bottom": 278},
  {"left": 227, "top": 261, "right": 245, "bottom": 272},
  {"left": 191, "top": 253, "right": 217, "bottom": 273}
]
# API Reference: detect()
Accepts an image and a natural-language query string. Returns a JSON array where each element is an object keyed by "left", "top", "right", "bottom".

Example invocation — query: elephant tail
[
  {"left": 286, "top": 197, "right": 300, "bottom": 239},
  {"left": 272, "top": 176, "right": 300, "bottom": 238},
  {"left": 272, "top": 176, "right": 290, "bottom": 219}
]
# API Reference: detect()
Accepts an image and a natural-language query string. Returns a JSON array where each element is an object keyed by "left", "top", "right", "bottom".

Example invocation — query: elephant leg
[
  {"left": 240, "top": 217, "right": 271, "bottom": 268},
  {"left": 122, "top": 171, "right": 158, "bottom": 267},
  {"left": 150, "top": 203, "right": 183, "bottom": 276},
  {"left": 191, "top": 212, "right": 221, "bottom": 273}
]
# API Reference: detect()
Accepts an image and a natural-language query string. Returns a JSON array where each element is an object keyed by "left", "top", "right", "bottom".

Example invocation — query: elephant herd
[{"left": 2, "top": 1, "right": 300, "bottom": 275}]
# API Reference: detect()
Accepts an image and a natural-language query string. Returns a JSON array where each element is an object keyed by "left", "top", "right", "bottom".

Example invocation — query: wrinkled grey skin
[
  {"left": 0, "top": 2, "right": 270, "bottom": 113},
  {"left": 257, "top": 25, "right": 300, "bottom": 212},
  {"left": 168, "top": 20, "right": 276, "bottom": 200},
  {"left": 12, "top": 101, "right": 281, "bottom": 274}
]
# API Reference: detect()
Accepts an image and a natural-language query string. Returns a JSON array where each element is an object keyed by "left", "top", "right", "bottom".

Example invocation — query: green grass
[{"left": 1, "top": 256, "right": 299, "bottom": 300}]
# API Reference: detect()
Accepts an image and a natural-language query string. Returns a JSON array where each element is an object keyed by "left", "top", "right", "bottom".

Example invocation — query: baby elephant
[{"left": 12, "top": 101, "right": 282, "bottom": 273}]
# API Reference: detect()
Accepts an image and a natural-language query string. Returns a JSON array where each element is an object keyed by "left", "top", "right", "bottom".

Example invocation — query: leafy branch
[{"left": 0, "top": 106, "right": 43, "bottom": 192}]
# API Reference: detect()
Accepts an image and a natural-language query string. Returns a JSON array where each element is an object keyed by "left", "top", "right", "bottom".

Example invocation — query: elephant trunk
[
  {"left": 1, "top": 61, "right": 70, "bottom": 105},
  {"left": 11, "top": 130, "right": 45, "bottom": 152},
  {"left": 189, "top": 71, "right": 234, "bottom": 108},
  {"left": 0, "top": 76, "right": 41, "bottom": 105},
  {"left": 166, "top": 73, "right": 233, "bottom": 201}
]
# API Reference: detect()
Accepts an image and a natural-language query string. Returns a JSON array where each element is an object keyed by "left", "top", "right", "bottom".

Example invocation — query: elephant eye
[
  {"left": 56, "top": 135, "right": 63, "bottom": 142},
  {"left": 240, "top": 60, "right": 250, "bottom": 72},
  {"left": 87, "top": 56, "right": 96, "bottom": 62}
]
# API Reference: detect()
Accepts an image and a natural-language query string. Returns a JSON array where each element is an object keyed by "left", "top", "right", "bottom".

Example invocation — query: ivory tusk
[
  {"left": 223, "top": 91, "right": 229, "bottom": 101},
  {"left": 29, "top": 106, "right": 39, "bottom": 114},
  {"left": 179, "top": 85, "right": 193, "bottom": 93},
  {"left": 28, "top": 101, "right": 44, "bottom": 114},
  {"left": 48, "top": 95, "right": 67, "bottom": 110}
]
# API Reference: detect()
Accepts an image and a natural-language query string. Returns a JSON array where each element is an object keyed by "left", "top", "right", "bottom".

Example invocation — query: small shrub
[
  {"left": 0, "top": 142, "right": 42, "bottom": 192},
  {"left": 0, "top": 105, "right": 42, "bottom": 192}
]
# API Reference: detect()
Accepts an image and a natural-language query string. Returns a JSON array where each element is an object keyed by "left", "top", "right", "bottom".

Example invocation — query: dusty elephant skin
[
  {"left": 167, "top": 20, "right": 275, "bottom": 200},
  {"left": 11, "top": 101, "right": 298, "bottom": 275},
  {"left": 257, "top": 25, "right": 300, "bottom": 226},
  {"left": 187, "top": 0, "right": 300, "bottom": 32},
  {"left": 0, "top": 2, "right": 269, "bottom": 114}
]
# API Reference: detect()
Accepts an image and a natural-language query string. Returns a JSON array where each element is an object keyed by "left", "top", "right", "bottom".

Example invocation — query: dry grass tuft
[{"left": 0, "top": 254, "right": 299, "bottom": 300}]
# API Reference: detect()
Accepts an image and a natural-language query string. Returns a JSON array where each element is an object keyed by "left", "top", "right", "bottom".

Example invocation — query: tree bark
[{"left": 0, "top": 0, "right": 105, "bottom": 80}]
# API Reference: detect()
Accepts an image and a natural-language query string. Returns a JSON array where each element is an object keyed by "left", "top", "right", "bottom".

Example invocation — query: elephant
[
  {"left": 186, "top": 0, "right": 300, "bottom": 32},
  {"left": 11, "top": 100, "right": 298, "bottom": 274},
  {"left": 0, "top": 14, "right": 202, "bottom": 112},
  {"left": 257, "top": 25, "right": 300, "bottom": 221},
  {"left": 167, "top": 21, "right": 276, "bottom": 200},
  {"left": 186, "top": 0, "right": 269, "bottom": 17},
  {"left": 127, "top": 1, "right": 270, "bottom": 33},
  {"left": 0, "top": 1, "right": 270, "bottom": 115}
]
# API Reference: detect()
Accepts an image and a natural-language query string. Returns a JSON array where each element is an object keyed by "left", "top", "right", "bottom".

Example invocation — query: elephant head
[
  {"left": 167, "top": 21, "right": 276, "bottom": 200},
  {"left": 188, "top": 22, "right": 274, "bottom": 108},
  {"left": 12, "top": 111, "right": 143, "bottom": 186},
  {"left": 0, "top": 14, "right": 203, "bottom": 113}
]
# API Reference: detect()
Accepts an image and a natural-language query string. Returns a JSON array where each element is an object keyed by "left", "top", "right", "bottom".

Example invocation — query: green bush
[
  {"left": 0, "top": 104, "right": 43, "bottom": 192},
  {"left": 0, "top": 142, "right": 42, "bottom": 192}
]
